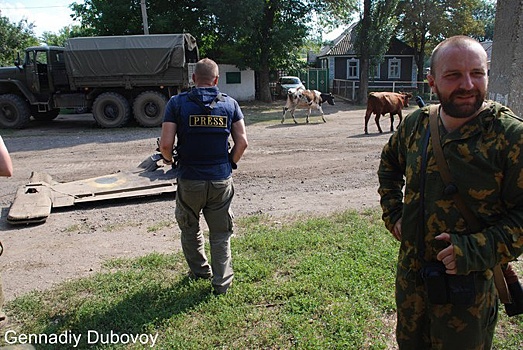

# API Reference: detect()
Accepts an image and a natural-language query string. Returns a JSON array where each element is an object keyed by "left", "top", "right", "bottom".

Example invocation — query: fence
[
  {"left": 269, "top": 68, "right": 330, "bottom": 98},
  {"left": 332, "top": 79, "right": 434, "bottom": 102}
]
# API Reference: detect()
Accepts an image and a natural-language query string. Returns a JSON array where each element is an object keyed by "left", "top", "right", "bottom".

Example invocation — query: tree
[
  {"left": 203, "top": 0, "right": 309, "bottom": 101},
  {"left": 203, "top": 0, "right": 359, "bottom": 102},
  {"left": 354, "top": 0, "right": 400, "bottom": 104},
  {"left": 471, "top": 0, "right": 496, "bottom": 41},
  {"left": 41, "top": 25, "right": 88, "bottom": 46},
  {"left": 396, "top": 0, "right": 486, "bottom": 82},
  {"left": 70, "top": 0, "right": 215, "bottom": 48},
  {"left": 357, "top": 0, "right": 372, "bottom": 105},
  {"left": 71, "top": 0, "right": 358, "bottom": 102},
  {"left": 70, "top": 0, "right": 144, "bottom": 35},
  {"left": 0, "top": 14, "right": 38, "bottom": 67}
]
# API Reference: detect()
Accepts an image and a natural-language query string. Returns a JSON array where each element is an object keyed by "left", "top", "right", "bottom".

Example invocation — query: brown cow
[
  {"left": 282, "top": 88, "right": 335, "bottom": 124},
  {"left": 364, "top": 92, "right": 412, "bottom": 134}
]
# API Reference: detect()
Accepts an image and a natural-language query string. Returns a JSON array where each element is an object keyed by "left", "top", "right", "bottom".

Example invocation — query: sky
[
  {"left": 1, "top": 0, "right": 344, "bottom": 40},
  {"left": 1, "top": 0, "right": 83, "bottom": 37}
]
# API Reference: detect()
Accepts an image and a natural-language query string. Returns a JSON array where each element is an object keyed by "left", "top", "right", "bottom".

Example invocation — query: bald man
[{"left": 378, "top": 36, "right": 523, "bottom": 349}]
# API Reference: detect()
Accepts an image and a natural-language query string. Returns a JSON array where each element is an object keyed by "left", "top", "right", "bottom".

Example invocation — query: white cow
[{"left": 281, "top": 88, "right": 335, "bottom": 124}]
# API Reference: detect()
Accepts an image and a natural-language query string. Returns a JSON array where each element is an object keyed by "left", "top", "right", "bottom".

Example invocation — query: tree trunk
[
  {"left": 358, "top": 58, "right": 369, "bottom": 105},
  {"left": 357, "top": 0, "right": 372, "bottom": 105},
  {"left": 416, "top": 40, "right": 426, "bottom": 82},
  {"left": 257, "top": 0, "right": 276, "bottom": 103},
  {"left": 258, "top": 66, "right": 272, "bottom": 102},
  {"left": 257, "top": 44, "right": 273, "bottom": 102}
]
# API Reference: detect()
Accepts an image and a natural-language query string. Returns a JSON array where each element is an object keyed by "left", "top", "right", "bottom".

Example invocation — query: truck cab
[
  {"left": 21, "top": 46, "right": 69, "bottom": 99},
  {"left": 0, "top": 46, "right": 66, "bottom": 128}
]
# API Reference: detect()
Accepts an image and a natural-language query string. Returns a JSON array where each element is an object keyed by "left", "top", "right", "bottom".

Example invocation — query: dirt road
[{"left": 0, "top": 100, "right": 413, "bottom": 301}]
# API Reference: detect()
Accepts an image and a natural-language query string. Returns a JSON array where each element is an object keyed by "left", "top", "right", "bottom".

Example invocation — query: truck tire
[
  {"left": 30, "top": 107, "right": 60, "bottom": 121},
  {"left": 92, "top": 92, "right": 131, "bottom": 128},
  {"left": 0, "top": 94, "right": 31, "bottom": 129},
  {"left": 133, "top": 91, "right": 168, "bottom": 127}
]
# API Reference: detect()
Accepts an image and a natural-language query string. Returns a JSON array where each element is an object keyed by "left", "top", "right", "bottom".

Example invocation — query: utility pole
[{"left": 140, "top": 0, "right": 149, "bottom": 35}]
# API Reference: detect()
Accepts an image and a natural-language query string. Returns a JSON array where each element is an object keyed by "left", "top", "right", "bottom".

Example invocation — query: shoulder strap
[
  {"left": 428, "top": 104, "right": 511, "bottom": 304},
  {"left": 188, "top": 91, "right": 224, "bottom": 115},
  {"left": 429, "top": 104, "right": 482, "bottom": 231}
]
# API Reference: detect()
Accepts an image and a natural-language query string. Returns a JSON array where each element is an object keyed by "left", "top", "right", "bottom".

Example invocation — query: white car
[{"left": 276, "top": 76, "right": 305, "bottom": 98}]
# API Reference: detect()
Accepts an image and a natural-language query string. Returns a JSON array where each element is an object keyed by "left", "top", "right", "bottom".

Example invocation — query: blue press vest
[{"left": 167, "top": 88, "right": 236, "bottom": 180}]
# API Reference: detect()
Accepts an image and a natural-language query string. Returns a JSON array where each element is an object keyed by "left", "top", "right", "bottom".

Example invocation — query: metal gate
[{"left": 289, "top": 68, "right": 329, "bottom": 92}]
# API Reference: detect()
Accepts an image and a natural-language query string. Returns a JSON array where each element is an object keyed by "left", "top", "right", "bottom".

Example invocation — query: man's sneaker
[
  {"left": 212, "top": 284, "right": 229, "bottom": 296},
  {"left": 212, "top": 289, "right": 227, "bottom": 296}
]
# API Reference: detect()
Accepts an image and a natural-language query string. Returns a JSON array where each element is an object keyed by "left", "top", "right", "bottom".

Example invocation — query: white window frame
[
  {"left": 388, "top": 58, "right": 401, "bottom": 79},
  {"left": 347, "top": 58, "right": 359, "bottom": 79}
]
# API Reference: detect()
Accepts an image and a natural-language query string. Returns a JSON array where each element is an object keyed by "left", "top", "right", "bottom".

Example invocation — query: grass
[
  {"left": 2, "top": 209, "right": 522, "bottom": 349},
  {"left": 146, "top": 220, "right": 174, "bottom": 233}
]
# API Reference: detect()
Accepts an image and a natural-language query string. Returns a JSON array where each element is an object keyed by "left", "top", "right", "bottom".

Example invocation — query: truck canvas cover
[{"left": 64, "top": 34, "right": 197, "bottom": 78}]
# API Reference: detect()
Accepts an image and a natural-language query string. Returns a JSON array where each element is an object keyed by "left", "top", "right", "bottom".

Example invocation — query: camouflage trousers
[{"left": 395, "top": 268, "right": 498, "bottom": 350}]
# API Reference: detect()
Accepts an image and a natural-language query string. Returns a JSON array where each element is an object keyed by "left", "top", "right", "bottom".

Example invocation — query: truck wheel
[
  {"left": 92, "top": 92, "right": 131, "bottom": 128},
  {"left": 133, "top": 91, "right": 168, "bottom": 127},
  {"left": 30, "top": 107, "right": 60, "bottom": 121},
  {"left": 0, "top": 94, "right": 31, "bottom": 129}
]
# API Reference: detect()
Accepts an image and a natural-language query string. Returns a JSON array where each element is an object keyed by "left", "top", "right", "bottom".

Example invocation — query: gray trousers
[{"left": 175, "top": 177, "right": 234, "bottom": 293}]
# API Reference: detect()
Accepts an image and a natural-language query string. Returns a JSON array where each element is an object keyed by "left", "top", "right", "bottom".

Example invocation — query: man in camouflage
[{"left": 378, "top": 36, "right": 523, "bottom": 349}]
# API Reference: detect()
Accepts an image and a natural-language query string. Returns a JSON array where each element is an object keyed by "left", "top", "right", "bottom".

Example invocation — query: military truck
[{"left": 0, "top": 34, "right": 198, "bottom": 129}]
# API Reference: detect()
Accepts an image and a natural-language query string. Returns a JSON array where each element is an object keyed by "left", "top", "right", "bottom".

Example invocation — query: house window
[
  {"left": 388, "top": 58, "right": 401, "bottom": 79},
  {"left": 347, "top": 58, "right": 359, "bottom": 79},
  {"left": 371, "top": 65, "right": 381, "bottom": 79},
  {"left": 226, "top": 72, "right": 241, "bottom": 84}
]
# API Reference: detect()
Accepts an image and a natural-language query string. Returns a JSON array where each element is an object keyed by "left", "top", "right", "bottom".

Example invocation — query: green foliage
[
  {"left": 355, "top": 0, "right": 399, "bottom": 65},
  {"left": 70, "top": 0, "right": 143, "bottom": 35},
  {"left": 0, "top": 15, "right": 38, "bottom": 67},
  {"left": 40, "top": 25, "right": 89, "bottom": 47},
  {"left": 205, "top": 0, "right": 313, "bottom": 69},
  {"left": 471, "top": 0, "right": 496, "bottom": 41},
  {"left": 396, "top": 0, "right": 493, "bottom": 80},
  {"left": 70, "top": 0, "right": 215, "bottom": 45}
]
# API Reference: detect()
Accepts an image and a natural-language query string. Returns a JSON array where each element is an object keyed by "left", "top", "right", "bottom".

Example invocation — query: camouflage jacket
[{"left": 378, "top": 101, "right": 523, "bottom": 274}]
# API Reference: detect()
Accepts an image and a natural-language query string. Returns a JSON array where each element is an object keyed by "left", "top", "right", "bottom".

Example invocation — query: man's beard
[{"left": 438, "top": 88, "right": 485, "bottom": 118}]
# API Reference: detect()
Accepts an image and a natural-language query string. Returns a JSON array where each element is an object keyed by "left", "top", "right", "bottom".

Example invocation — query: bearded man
[{"left": 378, "top": 35, "right": 523, "bottom": 349}]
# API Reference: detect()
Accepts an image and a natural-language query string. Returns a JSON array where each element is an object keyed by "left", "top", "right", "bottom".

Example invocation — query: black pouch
[
  {"left": 447, "top": 273, "right": 476, "bottom": 305},
  {"left": 421, "top": 262, "right": 477, "bottom": 305},
  {"left": 421, "top": 262, "right": 449, "bottom": 304}
]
